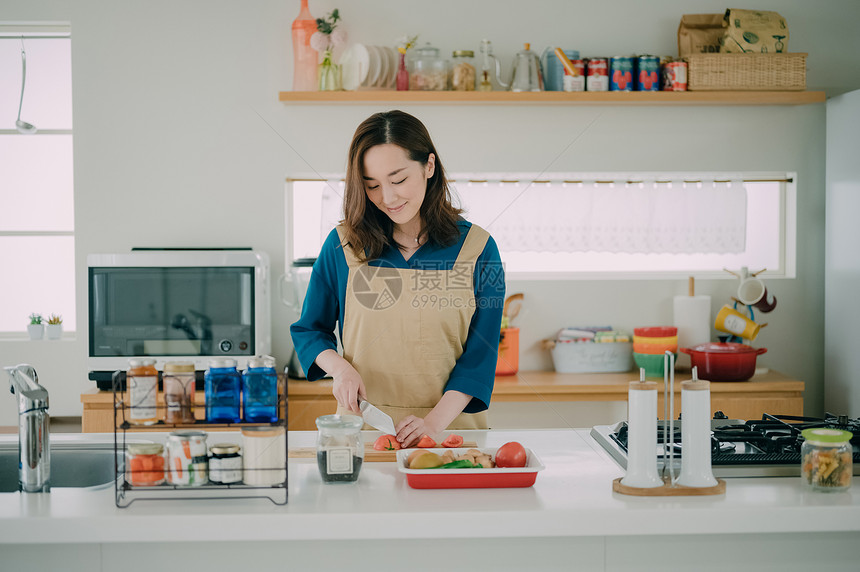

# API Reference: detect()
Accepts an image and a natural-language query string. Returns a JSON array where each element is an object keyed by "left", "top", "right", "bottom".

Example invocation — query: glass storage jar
[
  {"left": 242, "top": 355, "right": 279, "bottom": 423},
  {"left": 126, "top": 443, "right": 165, "bottom": 486},
  {"left": 801, "top": 428, "right": 852, "bottom": 492},
  {"left": 126, "top": 358, "right": 159, "bottom": 426},
  {"left": 209, "top": 443, "right": 243, "bottom": 484},
  {"left": 410, "top": 43, "right": 448, "bottom": 91},
  {"left": 315, "top": 414, "right": 364, "bottom": 483},
  {"left": 163, "top": 361, "right": 196, "bottom": 424},
  {"left": 450, "top": 50, "right": 476, "bottom": 91},
  {"left": 205, "top": 358, "right": 242, "bottom": 423}
]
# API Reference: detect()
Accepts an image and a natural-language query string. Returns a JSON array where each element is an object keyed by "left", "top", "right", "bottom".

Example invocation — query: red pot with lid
[{"left": 679, "top": 342, "right": 767, "bottom": 381}]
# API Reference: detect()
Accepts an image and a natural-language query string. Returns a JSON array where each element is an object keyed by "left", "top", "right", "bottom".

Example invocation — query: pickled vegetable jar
[
  {"left": 801, "top": 428, "right": 852, "bottom": 492},
  {"left": 126, "top": 443, "right": 165, "bottom": 486}
]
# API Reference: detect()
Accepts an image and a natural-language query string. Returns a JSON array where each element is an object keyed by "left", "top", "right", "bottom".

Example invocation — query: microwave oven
[{"left": 87, "top": 249, "right": 271, "bottom": 387}]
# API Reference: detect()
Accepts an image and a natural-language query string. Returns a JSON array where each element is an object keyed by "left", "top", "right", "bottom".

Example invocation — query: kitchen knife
[{"left": 359, "top": 400, "right": 397, "bottom": 435}]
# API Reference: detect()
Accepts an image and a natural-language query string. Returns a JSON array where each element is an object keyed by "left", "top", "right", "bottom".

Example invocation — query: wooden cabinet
[{"left": 81, "top": 369, "right": 803, "bottom": 432}]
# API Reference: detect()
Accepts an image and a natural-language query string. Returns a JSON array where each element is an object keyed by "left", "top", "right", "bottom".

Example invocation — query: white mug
[{"left": 736, "top": 267, "right": 777, "bottom": 313}]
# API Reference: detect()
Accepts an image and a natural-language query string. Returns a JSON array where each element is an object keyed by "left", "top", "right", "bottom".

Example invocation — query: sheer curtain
[{"left": 453, "top": 178, "right": 747, "bottom": 254}]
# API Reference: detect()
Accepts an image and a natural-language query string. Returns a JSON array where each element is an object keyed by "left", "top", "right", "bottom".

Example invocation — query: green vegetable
[{"left": 437, "top": 459, "right": 478, "bottom": 469}]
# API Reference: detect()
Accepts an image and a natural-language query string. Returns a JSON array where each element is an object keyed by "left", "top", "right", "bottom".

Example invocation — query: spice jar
[
  {"left": 242, "top": 355, "right": 279, "bottom": 423},
  {"left": 410, "top": 43, "right": 448, "bottom": 91},
  {"left": 205, "top": 358, "right": 242, "bottom": 423},
  {"left": 126, "top": 358, "right": 159, "bottom": 425},
  {"left": 315, "top": 414, "right": 364, "bottom": 483},
  {"left": 163, "top": 361, "right": 196, "bottom": 424},
  {"left": 801, "top": 428, "right": 853, "bottom": 492},
  {"left": 126, "top": 443, "right": 165, "bottom": 486},
  {"left": 209, "top": 443, "right": 243, "bottom": 484},
  {"left": 450, "top": 50, "right": 476, "bottom": 91}
]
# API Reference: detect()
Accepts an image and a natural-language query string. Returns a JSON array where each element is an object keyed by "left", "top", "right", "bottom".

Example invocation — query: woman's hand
[
  {"left": 395, "top": 415, "right": 439, "bottom": 448},
  {"left": 331, "top": 363, "right": 366, "bottom": 413}
]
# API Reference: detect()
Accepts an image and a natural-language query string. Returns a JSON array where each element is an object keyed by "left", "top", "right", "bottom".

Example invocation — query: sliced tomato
[
  {"left": 416, "top": 435, "right": 437, "bottom": 448},
  {"left": 495, "top": 441, "right": 527, "bottom": 468},
  {"left": 372, "top": 434, "right": 401, "bottom": 451},
  {"left": 441, "top": 434, "right": 464, "bottom": 448}
]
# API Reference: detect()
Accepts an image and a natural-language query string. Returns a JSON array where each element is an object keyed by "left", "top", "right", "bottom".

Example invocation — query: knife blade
[{"left": 359, "top": 400, "right": 397, "bottom": 436}]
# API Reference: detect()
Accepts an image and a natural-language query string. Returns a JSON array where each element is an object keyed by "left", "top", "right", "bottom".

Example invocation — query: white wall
[
  {"left": 2, "top": 0, "right": 859, "bottom": 428},
  {"left": 825, "top": 89, "right": 860, "bottom": 418}
]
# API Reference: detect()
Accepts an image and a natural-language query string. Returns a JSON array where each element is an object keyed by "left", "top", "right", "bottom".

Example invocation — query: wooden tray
[
  {"left": 289, "top": 441, "right": 478, "bottom": 462},
  {"left": 612, "top": 476, "right": 726, "bottom": 496}
]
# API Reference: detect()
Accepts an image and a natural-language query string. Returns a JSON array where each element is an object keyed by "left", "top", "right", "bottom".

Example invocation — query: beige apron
[{"left": 334, "top": 224, "right": 490, "bottom": 430}]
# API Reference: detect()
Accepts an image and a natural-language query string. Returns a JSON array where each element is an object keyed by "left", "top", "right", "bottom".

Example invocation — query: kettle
[{"left": 510, "top": 43, "right": 544, "bottom": 92}]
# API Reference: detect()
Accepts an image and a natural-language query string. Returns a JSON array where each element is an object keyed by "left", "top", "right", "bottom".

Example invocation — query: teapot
[{"left": 510, "top": 43, "right": 544, "bottom": 92}]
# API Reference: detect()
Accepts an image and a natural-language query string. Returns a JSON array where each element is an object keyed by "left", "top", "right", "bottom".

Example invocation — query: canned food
[
  {"left": 209, "top": 443, "right": 243, "bottom": 485},
  {"left": 563, "top": 59, "right": 585, "bottom": 92},
  {"left": 585, "top": 58, "right": 608, "bottom": 92},
  {"left": 636, "top": 55, "right": 660, "bottom": 91},
  {"left": 167, "top": 430, "right": 208, "bottom": 486},
  {"left": 662, "top": 61, "right": 688, "bottom": 91},
  {"left": 609, "top": 56, "right": 634, "bottom": 91}
]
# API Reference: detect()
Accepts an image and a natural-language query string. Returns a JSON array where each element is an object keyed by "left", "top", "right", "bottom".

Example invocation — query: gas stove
[{"left": 591, "top": 413, "right": 860, "bottom": 478}]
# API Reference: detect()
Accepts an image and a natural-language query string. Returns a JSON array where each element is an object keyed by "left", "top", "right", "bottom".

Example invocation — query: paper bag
[
  {"left": 677, "top": 14, "right": 725, "bottom": 57},
  {"left": 721, "top": 9, "right": 789, "bottom": 53}
]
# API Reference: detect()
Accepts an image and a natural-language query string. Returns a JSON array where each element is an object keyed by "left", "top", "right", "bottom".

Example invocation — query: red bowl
[{"left": 633, "top": 326, "right": 678, "bottom": 338}]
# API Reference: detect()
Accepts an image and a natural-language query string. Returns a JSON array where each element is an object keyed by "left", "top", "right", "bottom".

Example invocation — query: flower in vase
[
  {"left": 396, "top": 34, "right": 419, "bottom": 55},
  {"left": 310, "top": 9, "right": 347, "bottom": 55}
]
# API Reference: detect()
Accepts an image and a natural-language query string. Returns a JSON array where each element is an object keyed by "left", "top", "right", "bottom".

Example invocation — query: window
[
  {"left": 0, "top": 26, "right": 75, "bottom": 333},
  {"left": 286, "top": 172, "right": 794, "bottom": 280}
]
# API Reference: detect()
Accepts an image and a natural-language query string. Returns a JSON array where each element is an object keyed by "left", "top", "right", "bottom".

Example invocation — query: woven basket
[{"left": 685, "top": 53, "right": 807, "bottom": 91}]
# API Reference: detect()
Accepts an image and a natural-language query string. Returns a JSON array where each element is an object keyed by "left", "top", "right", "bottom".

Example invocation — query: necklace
[{"left": 394, "top": 228, "right": 421, "bottom": 246}]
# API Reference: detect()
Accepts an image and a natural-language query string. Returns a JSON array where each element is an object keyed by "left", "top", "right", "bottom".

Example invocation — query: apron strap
[
  {"left": 334, "top": 225, "right": 362, "bottom": 268},
  {"left": 455, "top": 224, "right": 490, "bottom": 264}
]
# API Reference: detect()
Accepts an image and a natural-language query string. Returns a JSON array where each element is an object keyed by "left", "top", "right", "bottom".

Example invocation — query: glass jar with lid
[
  {"left": 242, "top": 355, "right": 279, "bottom": 423},
  {"left": 126, "top": 358, "right": 159, "bottom": 425},
  {"left": 205, "top": 358, "right": 242, "bottom": 423},
  {"left": 450, "top": 50, "right": 476, "bottom": 91},
  {"left": 409, "top": 43, "right": 448, "bottom": 91},
  {"left": 163, "top": 361, "right": 196, "bottom": 424},
  {"left": 801, "top": 428, "right": 853, "bottom": 492},
  {"left": 126, "top": 443, "right": 165, "bottom": 486},
  {"left": 315, "top": 414, "right": 364, "bottom": 483}
]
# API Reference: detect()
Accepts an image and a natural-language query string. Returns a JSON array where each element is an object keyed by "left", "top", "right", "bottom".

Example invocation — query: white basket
[{"left": 551, "top": 342, "right": 633, "bottom": 373}]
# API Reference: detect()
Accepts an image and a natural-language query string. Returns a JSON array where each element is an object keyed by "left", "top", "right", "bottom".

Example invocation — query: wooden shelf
[{"left": 278, "top": 90, "right": 825, "bottom": 106}]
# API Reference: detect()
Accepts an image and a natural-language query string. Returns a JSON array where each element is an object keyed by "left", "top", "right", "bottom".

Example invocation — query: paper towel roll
[{"left": 673, "top": 295, "right": 711, "bottom": 368}]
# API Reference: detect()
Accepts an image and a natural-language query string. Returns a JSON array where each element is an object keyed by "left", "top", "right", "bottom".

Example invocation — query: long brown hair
[{"left": 341, "top": 110, "right": 462, "bottom": 262}]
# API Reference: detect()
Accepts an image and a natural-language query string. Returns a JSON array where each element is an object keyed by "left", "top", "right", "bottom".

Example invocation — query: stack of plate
[{"left": 340, "top": 44, "right": 398, "bottom": 90}]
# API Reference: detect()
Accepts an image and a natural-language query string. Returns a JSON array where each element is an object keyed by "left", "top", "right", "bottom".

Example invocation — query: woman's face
[{"left": 363, "top": 143, "right": 435, "bottom": 227}]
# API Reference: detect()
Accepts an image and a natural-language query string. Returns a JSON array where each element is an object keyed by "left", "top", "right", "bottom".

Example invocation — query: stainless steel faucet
[{"left": 5, "top": 364, "right": 50, "bottom": 492}]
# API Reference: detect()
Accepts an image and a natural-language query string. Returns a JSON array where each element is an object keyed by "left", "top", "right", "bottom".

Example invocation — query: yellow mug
[{"left": 714, "top": 305, "right": 761, "bottom": 340}]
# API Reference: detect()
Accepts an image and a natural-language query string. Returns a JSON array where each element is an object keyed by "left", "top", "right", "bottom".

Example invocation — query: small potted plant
[
  {"left": 44, "top": 313, "right": 63, "bottom": 340},
  {"left": 27, "top": 313, "right": 44, "bottom": 340}
]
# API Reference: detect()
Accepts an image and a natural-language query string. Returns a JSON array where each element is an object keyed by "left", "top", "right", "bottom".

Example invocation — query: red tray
[{"left": 396, "top": 447, "right": 545, "bottom": 489}]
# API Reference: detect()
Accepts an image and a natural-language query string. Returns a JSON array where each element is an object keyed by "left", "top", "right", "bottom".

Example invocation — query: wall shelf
[{"left": 278, "top": 90, "right": 826, "bottom": 106}]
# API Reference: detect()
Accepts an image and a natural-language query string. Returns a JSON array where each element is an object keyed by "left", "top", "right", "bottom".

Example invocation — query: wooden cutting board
[{"left": 289, "top": 441, "right": 478, "bottom": 462}]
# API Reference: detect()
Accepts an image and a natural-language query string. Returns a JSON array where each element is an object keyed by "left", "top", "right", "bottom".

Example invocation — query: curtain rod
[
  {"left": 286, "top": 177, "right": 794, "bottom": 184},
  {"left": 0, "top": 35, "right": 71, "bottom": 39}
]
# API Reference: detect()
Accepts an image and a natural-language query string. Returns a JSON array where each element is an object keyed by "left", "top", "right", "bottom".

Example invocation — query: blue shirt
[{"left": 290, "top": 220, "right": 505, "bottom": 413}]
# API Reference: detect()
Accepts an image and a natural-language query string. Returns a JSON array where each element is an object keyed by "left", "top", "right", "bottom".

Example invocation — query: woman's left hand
[{"left": 395, "top": 415, "right": 438, "bottom": 448}]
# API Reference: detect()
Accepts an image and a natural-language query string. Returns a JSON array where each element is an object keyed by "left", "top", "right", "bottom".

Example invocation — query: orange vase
[
  {"left": 291, "top": 0, "right": 318, "bottom": 91},
  {"left": 496, "top": 327, "right": 519, "bottom": 376}
]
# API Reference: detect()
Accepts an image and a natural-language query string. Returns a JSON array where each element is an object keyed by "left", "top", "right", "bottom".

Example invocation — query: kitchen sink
[{"left": 0, "top": 438, "right": 120, "bottom": 492}]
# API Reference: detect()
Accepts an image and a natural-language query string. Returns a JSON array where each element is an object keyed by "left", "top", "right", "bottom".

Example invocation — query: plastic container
[
  {"left": 126, "top": 443, "right": 165, "bottom": 486},
  {"left": 205, "top": 358, "right": 242, "bottom": 423},
  {"left": 551, "top": 341, "right": 632, "bottom": 373},
  {"left": 679, "top": 342, "right": 767, "bottom": 381},
  {"left": 397, "top": 447, "right": 545, "bottom": 489},
  {"left": 163, "top": 361, "right": 196, "bottom": 424},
  {"left": 126, "top": 358, "right": 159, "bottom": 426},
  {"left": 316, "top": 414, "right": 364, "bottom": 483},
  {"left": 242, "top": 355, "right": 279, "bottom": 423},
  {"left": 801, "top": 428, "right": 852, "bottom": 492}
]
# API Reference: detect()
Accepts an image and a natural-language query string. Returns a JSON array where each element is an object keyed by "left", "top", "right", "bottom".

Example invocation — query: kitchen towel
[{"left": 673, "top": 295, "right": 711, "bottom": 368}]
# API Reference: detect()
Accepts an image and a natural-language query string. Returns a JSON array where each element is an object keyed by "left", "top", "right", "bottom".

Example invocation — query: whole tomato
[{"left": 495, "top": 441, "right": 527, "bottom": 468}]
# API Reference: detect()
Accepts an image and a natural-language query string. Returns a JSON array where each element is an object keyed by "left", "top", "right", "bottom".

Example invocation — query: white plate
[
  {"left": 340, "top": 44, "right": 369, "bottom": 91},
  {"left": 384, "top": 47, "right": 397, "bottom": 87},
  {"left": 365, "top": 45, "right": 381, "bottom": 88},
  {"left": 375, "top": 45, "right": 390, "bottom": 87}
]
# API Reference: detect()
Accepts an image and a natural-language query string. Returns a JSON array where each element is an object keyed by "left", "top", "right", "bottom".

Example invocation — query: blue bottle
[
  {"left": 242, "top": 355, "right": 279, "bottom": 423},
  {"left": 205, "top": 358, "right": 242, "bottom": 423}
]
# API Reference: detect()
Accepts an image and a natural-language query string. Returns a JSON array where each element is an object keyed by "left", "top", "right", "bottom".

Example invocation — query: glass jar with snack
[
  {"left": 410, "top": 43, "right": 448, "bottom": 91},
  {"left": 450, "top": 50, "right": 476, "bottom": 91},
  {"left": 801, "top": 428, "right": 852, "bottom": 492}
]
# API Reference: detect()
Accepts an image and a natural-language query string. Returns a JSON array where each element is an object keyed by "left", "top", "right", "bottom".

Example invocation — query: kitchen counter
[{"left": 1, "top": 428, "right": 856, "bottom": 572}]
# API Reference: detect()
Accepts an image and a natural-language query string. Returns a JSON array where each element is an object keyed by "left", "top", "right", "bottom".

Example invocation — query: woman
[{"left": 290, "top": 110, "right": 505, "bottom": 447}]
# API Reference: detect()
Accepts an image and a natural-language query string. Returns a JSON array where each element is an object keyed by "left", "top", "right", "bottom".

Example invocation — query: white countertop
[{"left": 1, "top": 429, "right": 858, "bottom": 545}]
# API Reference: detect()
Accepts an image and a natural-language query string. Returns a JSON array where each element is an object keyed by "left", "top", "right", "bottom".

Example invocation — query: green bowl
[{"left": 632, "top": 352, "right": 678, "bottom": 377}]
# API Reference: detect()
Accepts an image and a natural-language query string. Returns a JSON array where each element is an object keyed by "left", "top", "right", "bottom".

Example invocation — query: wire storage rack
[{"left": 111, "top": 373, "right": 288, "bottom": 507}]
